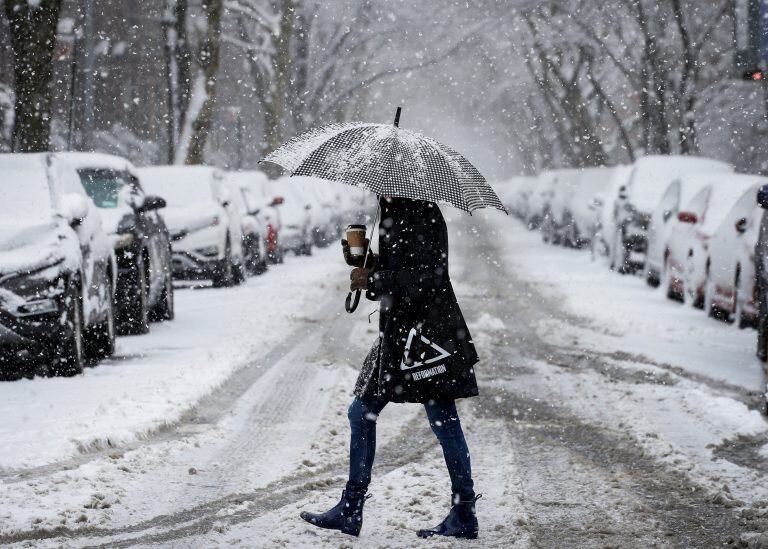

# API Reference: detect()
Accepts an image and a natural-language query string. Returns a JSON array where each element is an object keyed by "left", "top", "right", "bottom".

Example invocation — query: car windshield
[
  {"left": 78, "top": 169, "right": 124, "bottom": 208},
  {"left": 0, "top": 160, "right": 54, "bottom": 224}
]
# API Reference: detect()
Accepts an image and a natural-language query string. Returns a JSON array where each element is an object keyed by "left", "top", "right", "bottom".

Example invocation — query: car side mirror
[
  {"left": 677, "top": 211, "right": 698, "bottom": 224},
  {"left": 139, "top": 195, "right": 166, "bottom": 212},
  {"left": 735, "top": 217, "right": 748, "bottom": 234},
  {"left": 59, "top": 193, "right": 89, "bottom": 227},
  {"left": 758, "top": 185, "right": 768, "bottom": 209},
  {"left": 221, "top": 200, "right": 230, "bottom": 208}
]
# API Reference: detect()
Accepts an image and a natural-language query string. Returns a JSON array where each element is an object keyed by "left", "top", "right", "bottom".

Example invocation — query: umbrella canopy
[{"left": 261, "top": 117, "right": 507, "bottom": 214}]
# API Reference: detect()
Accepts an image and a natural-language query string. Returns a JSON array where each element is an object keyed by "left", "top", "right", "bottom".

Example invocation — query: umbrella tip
[{"left": 394, "top": 106, "right": 402, "bottom": 128}]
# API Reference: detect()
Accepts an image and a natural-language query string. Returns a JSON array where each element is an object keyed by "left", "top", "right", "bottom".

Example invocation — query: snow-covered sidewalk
[
  {"left": 488, "top": 214, "right": 766, "bottom": 394},
  {"left": 0, "top": 247, "right": 348, "bottom": 470}
]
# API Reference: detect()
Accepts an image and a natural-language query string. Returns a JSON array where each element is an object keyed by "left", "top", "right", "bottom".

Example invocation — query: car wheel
[
  {"left": 150, "top": 270, "right": 175, "bottom": 322},
  {"left": 233, "top": 261, "right": 246, "bottom": 285},
  {"left": 119, "top": 254, "right": 150, "bottom": 335},
  {"left": 54, "top": 283, "right": 85, "bottom": 377},
  {"left": 85, "top": 281, "right": 116, "bottom": 360},
  {"left": 212, "top": 238, "right": 234, "bottom": 288},
  {"left": 645, "top": 267, "right": 660, "bottom": 288},
  {"left": 758, "top": 287, "right": 768, "bottom": 361}
]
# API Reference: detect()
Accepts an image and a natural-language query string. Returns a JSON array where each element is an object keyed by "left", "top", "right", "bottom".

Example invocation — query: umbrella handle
[{"left": 345, "top": 290, "right": 361, "bottom": 313}]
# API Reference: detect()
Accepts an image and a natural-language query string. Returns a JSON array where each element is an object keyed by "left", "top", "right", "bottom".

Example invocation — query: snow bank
[{"left": 0, "top": 246, "right": 349, "bottom": 469}]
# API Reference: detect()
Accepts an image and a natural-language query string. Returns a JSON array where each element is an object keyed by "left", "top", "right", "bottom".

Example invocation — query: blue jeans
[{"left": 345, "top": 396, "right": 474, "bottom": 500}]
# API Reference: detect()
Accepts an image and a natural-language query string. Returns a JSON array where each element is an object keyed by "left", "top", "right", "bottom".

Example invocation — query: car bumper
[
  {"left": 171, "top": 251, "right": 223, "bottom": 280},
  {"left": 280, "top": 232, "right": 307, "bottom": 251},
  {"left": 0, "top": 307, "right": 69, "bottom": 361}
]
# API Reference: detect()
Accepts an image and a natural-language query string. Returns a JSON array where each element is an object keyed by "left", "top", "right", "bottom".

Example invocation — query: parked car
[
  {"left": 228, "top": 180, "right": 268, "bottom": 276},
  {"left": 289, "top": 177, "right": 336, "bottom": 247},
  {"left": 752, "top": 185, "right": 768, "bottom": 361},
  {"left": 228, "top": 170, "right": 284, "bottom": 264},
  {"left": 706, "top": 180, "right": 766, "bottom": 326},
  {"left": 610, "top": 155, "right": 733, "bottom": 274},
  {"left": 138, "top": 166, "right": 245, "bottom": 287},
  {"left": 644, "top": 176, "right": 718, "bottom": 287},
  {"left": 591, "top": 165, "right": 632, "bottom": 260},
  {"left": 0, "top": 153, "right": 116, "bottom": 377},
  {"left": 541, "top": 169, "right": 580, "bottom": 246},
  {"left": 527, "top": 169, "right": 565, "bottom": 231},
  {"left": 60, "top": 153, "right": 174, "bottom": 334},
  {"left": 665, "top": 175, "right": 757, "bottom": 308},
  {"left": 560, "top": 167, "right": 617, "bottom": 249},
  {"left": 272, "top": 177, "right": 314, "bottom": 256}
]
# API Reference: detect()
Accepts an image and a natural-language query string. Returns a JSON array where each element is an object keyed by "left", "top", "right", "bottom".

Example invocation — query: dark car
[
  {"left": 753, "top": 186, "right": 768, "bottom": 360},
  {"left": 0, "top": 153, "right": 116, "bottom": 377},
  {"left": 61, "top": 154, "right": 175, "bottom": 335}
]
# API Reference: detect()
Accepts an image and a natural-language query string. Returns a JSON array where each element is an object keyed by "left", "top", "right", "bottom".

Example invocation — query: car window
[{"left": 78, "top": 169, "right": 128, "bottom": 208}]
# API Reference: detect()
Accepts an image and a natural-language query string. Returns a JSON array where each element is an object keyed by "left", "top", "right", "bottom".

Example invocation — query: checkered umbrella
[{"left": 261, "top": 108, "right": 507, "bottom": 214}]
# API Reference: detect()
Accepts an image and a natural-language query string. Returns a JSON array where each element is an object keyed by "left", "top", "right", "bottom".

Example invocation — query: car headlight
[
  {"left": 16, "top": 298, "right": 58, "bottom": 317},
  {"left": 195, "top": 245, "right": 220, "bottom": 257}
]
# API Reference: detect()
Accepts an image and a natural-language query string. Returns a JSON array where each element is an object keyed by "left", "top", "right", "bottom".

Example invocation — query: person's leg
[
  {"left": 416, "top": 398, "right": 478, "bottom": 539},
  {"left": 424, "top": 398, "right": 474, "bottom": 501},
  {"left": 300, "top": 395, "right": 387, "bottom": 537},
  {"left": 346, "top": 395, "right": 388, "bottom": 495}
]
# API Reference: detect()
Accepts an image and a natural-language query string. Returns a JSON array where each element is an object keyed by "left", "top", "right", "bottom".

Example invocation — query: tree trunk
[
  {"left": 263, "top": 0, "right": 295, "bottom": 156},
  {"left": 4, "top": 0, "right": 63, "bottom": 152},
  {"left": 184, "top": 0, "right": 222, "bottom": 165}
]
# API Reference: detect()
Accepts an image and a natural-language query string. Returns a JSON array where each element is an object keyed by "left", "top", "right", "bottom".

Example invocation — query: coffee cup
[{"left": 345, "top": 224, "right": 367, "bottom": 257}]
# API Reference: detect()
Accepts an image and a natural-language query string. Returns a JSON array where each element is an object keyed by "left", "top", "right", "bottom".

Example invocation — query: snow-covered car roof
[
  {"left": 226, "top": 170, "right": 270, "bottom": 190},
  {"left": 56, "top": 152, "right": 139, "bottom": 179},
  {"left": 678, "top": 173, "right": 765, "bottom": 236},
  {"left": 627, "top": 155, "right": 733, "bottom": 214},
  {"left": 0, "top": 154, "right": 56, "bottom": 224},
  {"left": 137, "top": 166, "right": 224, "bottom": 207},
  {"left": 567, "top": 167, "right": 620, "bottom": 223}
]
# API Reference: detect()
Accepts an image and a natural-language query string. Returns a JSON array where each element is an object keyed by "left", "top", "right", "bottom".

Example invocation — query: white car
[
  {"left": 592, "top": 165, "right": 632, "bottom": 261},
  {"left": 138, "top": 166, "right": 245, "bottom": 287},
  {"left": 0, "top": 153, "right": 116, "bottom": 376},
  {"left": 665, "top": 174, "right": 758, "bottom": 308},
  {"left": 706, "top": 180, "right": 766, "bottom": 326},
  {"left": 289, "top": 177, "right": 337, "bottom": 247},
  {"left": 228, "top": 170, "right": 285, "bottom": 263},
  {"left": 560, "top": 167, "right": 617, "bottom": 248},
  {"left": 229, "top": 183, "right": 268, "bottom": 276},
  {"left": 644, "top": 176, "right": 718, "bottom": 287},
  {"left": 271, "top": 177, "right": 314, "bottom": 256},
  {"left": 611, "top": 155, "right": 733, "bottom": 273}
]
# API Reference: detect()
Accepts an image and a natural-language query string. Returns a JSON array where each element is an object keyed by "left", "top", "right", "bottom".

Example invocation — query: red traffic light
[{"left": 743, "top": 69, "right": 765, "bottom": 81}]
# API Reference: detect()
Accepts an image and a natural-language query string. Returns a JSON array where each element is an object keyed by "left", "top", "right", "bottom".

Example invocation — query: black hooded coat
[{"left": 354, "top": 198, "right": 479, "bottom": 403}]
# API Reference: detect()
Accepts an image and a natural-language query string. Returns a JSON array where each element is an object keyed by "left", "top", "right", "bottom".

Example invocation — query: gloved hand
[{"left": 342, "top": 239, "right": 377, "bottom": 269}]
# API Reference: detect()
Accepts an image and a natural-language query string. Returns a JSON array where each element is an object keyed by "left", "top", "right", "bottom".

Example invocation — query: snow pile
[{"left": 0, "top": 246, "right": 349, "bottom": 469}]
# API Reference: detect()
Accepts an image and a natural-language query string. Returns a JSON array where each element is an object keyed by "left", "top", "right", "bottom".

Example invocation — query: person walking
[{"left": 300, "top": 196, "right": 481, "bottom": 539}]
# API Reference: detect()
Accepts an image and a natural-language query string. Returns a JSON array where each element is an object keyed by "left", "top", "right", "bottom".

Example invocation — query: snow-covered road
[{"left": 2, "top": 214, "right": 768, "bottom": 548}]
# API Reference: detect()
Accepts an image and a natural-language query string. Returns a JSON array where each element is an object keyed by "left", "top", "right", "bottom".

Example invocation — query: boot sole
[
  {"left": 300, "top": 513, "right": 361, "bottom": 537},
  {"left": 417, "top": 530, "right": 478, "bottom": 539}
]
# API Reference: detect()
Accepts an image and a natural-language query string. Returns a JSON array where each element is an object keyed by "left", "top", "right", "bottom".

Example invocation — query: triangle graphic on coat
[{"left": 400, "top": 327, "right": 452, "bottom": 371}]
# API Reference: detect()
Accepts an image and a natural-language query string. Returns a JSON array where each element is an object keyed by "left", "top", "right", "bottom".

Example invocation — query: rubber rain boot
[
  {"left": 416, "top": 494, "right": 481, "bottom": 539},
  {"left": 300, "top": 489, "right": 371, "bottom": 537}
]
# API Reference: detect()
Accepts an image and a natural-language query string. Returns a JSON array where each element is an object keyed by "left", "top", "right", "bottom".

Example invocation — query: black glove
[{"left": 342, "top": 239, "right": 377, "bottom": 269}]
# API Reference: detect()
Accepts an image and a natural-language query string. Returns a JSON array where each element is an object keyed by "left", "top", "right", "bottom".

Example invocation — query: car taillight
[{"left": 267, "top": 224, "right": 278, "bottom": 252}]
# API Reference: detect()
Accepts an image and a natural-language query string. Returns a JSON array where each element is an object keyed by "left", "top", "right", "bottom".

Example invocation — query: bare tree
[{"left": 3, "top": 0, "right": 63, "bottom": 152}]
